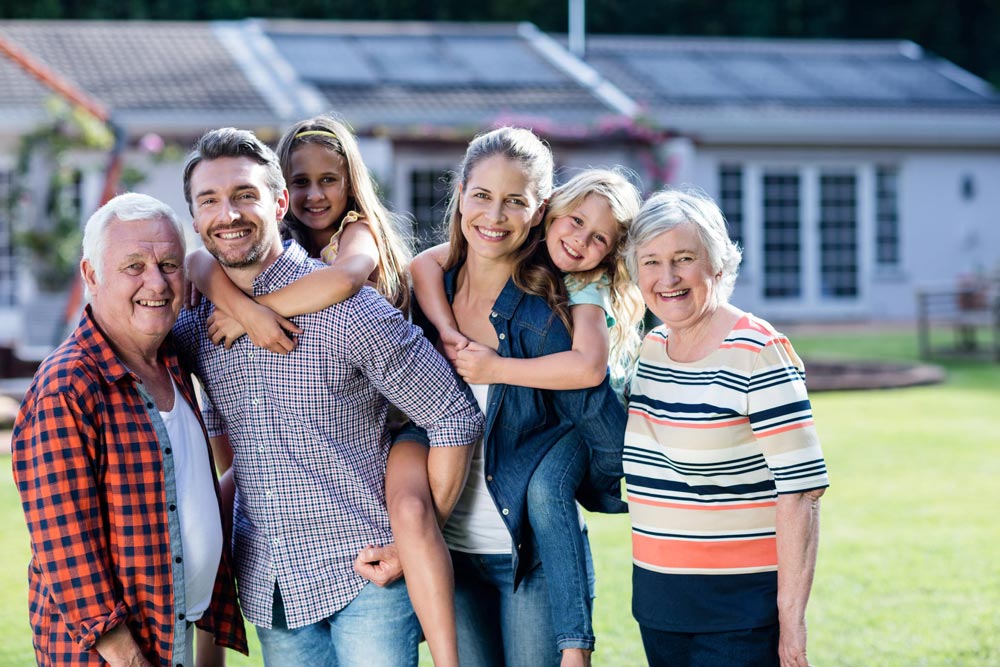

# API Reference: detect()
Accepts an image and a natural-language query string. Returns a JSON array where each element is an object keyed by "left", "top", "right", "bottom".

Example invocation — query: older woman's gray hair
[
  {"left": 82, "top": 192, "right": 185, "bottom": 288},
  {"left": 625, "top": 188, "right": 743, "bottom": 303}
]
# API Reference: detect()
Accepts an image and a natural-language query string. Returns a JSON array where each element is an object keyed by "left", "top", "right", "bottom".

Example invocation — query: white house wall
[{"left": 687, "top": 146, "right": 1000, "bottom": 322}]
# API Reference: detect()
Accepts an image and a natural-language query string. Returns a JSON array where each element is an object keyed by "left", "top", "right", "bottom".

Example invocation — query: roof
[
  {"left": 580, "top": 36, "right": 1000, "bottom": 145},
  {"left": 260, "top": 20, "right": 621, "bottom": 132},
  {"left": 0, "top": 20, "right": 278, "bottom": 132}
]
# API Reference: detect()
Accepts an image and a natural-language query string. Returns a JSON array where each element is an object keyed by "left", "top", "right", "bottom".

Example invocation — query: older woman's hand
[{"left": 778, "top": 616, "right": 810, "bottom": 667}]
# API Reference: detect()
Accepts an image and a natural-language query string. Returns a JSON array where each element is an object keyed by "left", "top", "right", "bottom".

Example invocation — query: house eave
[{"left": 654, "top": 106, "right": 1000, "bottom": 147}]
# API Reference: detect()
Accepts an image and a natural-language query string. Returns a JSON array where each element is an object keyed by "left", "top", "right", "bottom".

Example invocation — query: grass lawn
[{"left": 1, "top": 327, "right": 997, "bottom": 666}]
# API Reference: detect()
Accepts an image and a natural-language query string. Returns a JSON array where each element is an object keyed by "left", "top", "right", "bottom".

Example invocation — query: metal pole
[{"left": 569, "top": 0, "right": 586, "bottom": 57}]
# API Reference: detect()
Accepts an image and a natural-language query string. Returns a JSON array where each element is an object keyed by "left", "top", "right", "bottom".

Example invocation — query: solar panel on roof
[
  {"left": 362, "top": 36, "right": 475, "bottom": 85},
  {"left": 270, "top": 34, "right": 378, "bottom": 85},
  {"left": 716, "top": 55, "right": 818, "bottom": 99},
  {"left": 866, "top": 59, "right": 985, "bottom": 101},
  {"left": 623, "top": 53, "right": 745, "bottom": 100},
  {"left": 786, "top": 58, "right": 901, "bottom": 101},
  {"left": 447, "top": 37, "right": 564, "bottom": 86}
]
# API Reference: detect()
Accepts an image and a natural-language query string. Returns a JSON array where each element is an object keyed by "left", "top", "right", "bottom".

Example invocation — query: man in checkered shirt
[
  {"left": 173, "top": 127, "right": 483, "bottom": 666},
  {"left": 13, "top": 193, "right": 247, "bottom": 667}
]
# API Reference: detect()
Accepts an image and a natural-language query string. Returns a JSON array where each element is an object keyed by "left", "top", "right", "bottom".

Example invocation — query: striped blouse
[{"left": 624, "top": 313, "right": 829, "bottom": 632}]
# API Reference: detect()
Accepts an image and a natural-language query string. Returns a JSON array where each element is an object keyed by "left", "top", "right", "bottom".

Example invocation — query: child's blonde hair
[
  {"left": 548, "top": 168, "right": 645, "bottom": 385},
  {"left": 276, "top": 115, "right": 413, "bottom": 314}
]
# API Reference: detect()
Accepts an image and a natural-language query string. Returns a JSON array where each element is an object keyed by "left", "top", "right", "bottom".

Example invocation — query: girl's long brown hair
[{"left": 441, "top": 127, "right": 571, "bottom": 331}]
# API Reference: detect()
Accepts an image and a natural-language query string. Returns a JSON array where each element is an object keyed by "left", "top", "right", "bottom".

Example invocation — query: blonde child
[
  {"left": 410, "top": 168, "right": 643, "bottom": 666},
  {"left": 186, "top": 115, "right": 467, "bottom": 667}
]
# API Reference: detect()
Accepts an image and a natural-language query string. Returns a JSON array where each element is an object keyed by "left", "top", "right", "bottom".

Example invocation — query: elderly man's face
[
  {"left": 82, "top": 217, "right": 185, "bottom": 348},
  {"left": 188, "top": 156, "right": 287, "bottom": 268}
]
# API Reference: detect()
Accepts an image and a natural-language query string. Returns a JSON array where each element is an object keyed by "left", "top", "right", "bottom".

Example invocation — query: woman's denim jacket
[{"left": 402, "top": 265, "right": 627, "bottom": 587}]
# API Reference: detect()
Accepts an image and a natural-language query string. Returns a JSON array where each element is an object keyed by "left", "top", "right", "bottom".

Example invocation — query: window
[
  {"left": 0, "top": 169, "right": 14, "bottom": 306},
  {"left": 876, "top": 167, "right": 900, "bottom": 267},
  {"left": 762, "top": 172, "right": 801, "bottom": 298},
  {"left": 819, "top": 173, "right": 859, "bottom": 298},
  {"left": 409, "top": 168, "right": 451, "bottom": 251},
  {"left": 719, "top": 165, "right": 745, "bottom": 257}
]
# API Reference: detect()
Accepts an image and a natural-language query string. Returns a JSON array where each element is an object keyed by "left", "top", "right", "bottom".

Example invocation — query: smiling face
[
  {"left": 459, "top": 154, "right": 544, "bottom": 264},
  {"left": 545, "top": 193, "right": 619, "bottom": 273},
  {"left": 189, "top": 156, "right": 287, "bottom": 270},
  {"left": 287, "top": 142, "right": 351, "bottom": 249},
  {"left": 83, "top": 216, "right": 185, "bottom": 353},
  {"left": 636, "top": 223, "right": 721, "bottom": 331}
]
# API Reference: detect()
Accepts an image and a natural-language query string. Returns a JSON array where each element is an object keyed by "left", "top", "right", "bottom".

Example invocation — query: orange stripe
[
  {"left": 756, "top": 420, "right": 813, "bottom": 438},
  {"left": 629, "top": 409, "right": 750, "bottom": 429},
  {"left": 719, "top": 342, "right": 759, "bottom": 352},
  {"left": 628, "top": 496, "right": 776, "bottom": 511},
  {"left": 633, "top": 533, "right": 777, "bottom": 569}
]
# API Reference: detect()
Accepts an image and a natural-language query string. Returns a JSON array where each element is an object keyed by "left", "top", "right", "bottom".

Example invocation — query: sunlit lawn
[{"left": 1, "top": 327, "right": 997, "bottom": 666}]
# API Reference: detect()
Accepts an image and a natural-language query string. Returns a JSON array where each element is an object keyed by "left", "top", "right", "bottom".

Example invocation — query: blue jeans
[
  {"left": 256, "top": 581, "right": 420, "bottom": 667},
  {"left": 527, "top": 433, "right": 597, "bottom": 651},
  {"left": 639, "top": 623, "right": 780, "bottom": 667},
  {"left": 452, "top": 550, "right": 562, "bottom": 667}
]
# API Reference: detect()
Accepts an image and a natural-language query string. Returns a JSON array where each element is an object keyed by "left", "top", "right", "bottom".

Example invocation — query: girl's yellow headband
[{"left": 295, "top": 130, "right": 338, "bottom": 140}]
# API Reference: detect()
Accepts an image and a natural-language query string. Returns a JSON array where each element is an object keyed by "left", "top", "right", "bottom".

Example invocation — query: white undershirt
[
  {"left": 442, "top": 383, "right": 511, "bottom": 554},
  {"left": 159, "top": 380, "right": 224, "bottom": 622}
]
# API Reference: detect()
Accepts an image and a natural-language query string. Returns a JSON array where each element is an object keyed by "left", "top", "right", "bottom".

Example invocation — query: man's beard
[
  {"left": 206, "top": 223, "right": 272, "bottom": 268},
  {"left": 214, "top": 239, "right": 268, "bottom": 268}
]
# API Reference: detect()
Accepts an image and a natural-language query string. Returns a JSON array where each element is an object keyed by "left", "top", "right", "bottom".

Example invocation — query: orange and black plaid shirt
[{"left": 12, "top": 307, "right": 247, "bottom": 666}]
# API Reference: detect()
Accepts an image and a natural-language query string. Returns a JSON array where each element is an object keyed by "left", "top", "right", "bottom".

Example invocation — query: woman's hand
[
  {"left": 778, "top": 616, "right": 810, "bottom": 667},
  {"left": 455, "top": 341, "right": 503, "bottom": 384}
]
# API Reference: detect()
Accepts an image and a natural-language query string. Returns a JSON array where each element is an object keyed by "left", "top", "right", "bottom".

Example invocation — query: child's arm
[
  {"left": 411, "top": 243, "right": 469, "bottom": 362},
  {"left": 454, "top": 304, "right": 610, "bottom": 389},
  {"left": 256, "top": 221, "right": 378, "bottom": 317},
  {"left": 187, "top": 248, "right": 301, "bottom": 354}
]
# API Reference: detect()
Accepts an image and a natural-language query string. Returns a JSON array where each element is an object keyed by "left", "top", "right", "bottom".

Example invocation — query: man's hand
[
  {"left": 353, "top": 543, "right": 403, "bottom": 586},
  {"left": 95, "top": 624, "right": 155, "bottom": 667}
]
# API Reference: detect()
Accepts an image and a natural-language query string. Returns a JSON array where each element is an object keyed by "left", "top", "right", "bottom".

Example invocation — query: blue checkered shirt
[{"left": 174, "top": 241, "right": 483, "bottom": 629}]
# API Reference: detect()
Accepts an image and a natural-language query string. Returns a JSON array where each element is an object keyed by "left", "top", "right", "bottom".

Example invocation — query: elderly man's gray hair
[{"left": 81, "top": 192, "right": 185, "bottom": 287}]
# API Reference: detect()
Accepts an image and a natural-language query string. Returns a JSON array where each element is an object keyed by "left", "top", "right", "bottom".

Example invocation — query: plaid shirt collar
[
  {"left": 252, "top": 240, "right": 313, "bottom": 297},
  {"left": 77, "top": 304, "right": 186, "bottom": 389}
]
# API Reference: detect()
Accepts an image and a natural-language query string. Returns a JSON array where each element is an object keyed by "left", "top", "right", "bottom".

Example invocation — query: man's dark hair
[{"left": 182, "top": 127, "right": 285, "bottom": 210}]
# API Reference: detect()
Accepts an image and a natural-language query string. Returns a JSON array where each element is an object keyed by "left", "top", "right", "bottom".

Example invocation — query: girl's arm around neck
[
  {"left": 412, "top": 243, "right": 468, "bottom": 362},
  {"left": 453, "top": 303, "right": 609, "bottom": 389},
  {"left": 188, "top": 248, "right": 300, "bottom": 353},
  {"left": 258, "top": 219, "right": 379, "bottom": 317}
]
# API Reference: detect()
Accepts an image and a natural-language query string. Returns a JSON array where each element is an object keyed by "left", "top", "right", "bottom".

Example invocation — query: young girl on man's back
[{"left": 187, "top": 115, "right": 468, "bottom": 667}]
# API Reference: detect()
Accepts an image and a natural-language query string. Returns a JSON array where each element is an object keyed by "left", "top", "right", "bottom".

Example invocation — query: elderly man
[
  {"left": 172, "top": 127, "right": 483, "bottom": 666},
  {"left": 12, "top": 193, "right": 247, "bottom": 667}
]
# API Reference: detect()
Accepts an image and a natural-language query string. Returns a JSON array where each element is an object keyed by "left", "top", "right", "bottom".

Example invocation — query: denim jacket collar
[{"left": 442, "top": 261, "right": 522, "bottom": 321}]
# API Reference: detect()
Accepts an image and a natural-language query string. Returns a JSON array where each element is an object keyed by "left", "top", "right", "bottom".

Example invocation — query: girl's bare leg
[{"left": 386, "top": 440, "right": 459, "bottom": 667}]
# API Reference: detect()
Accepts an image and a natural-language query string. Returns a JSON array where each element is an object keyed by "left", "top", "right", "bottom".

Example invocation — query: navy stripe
[
  {"left": 626, "top": 473, "right": 777, "bottom": 497},
  {"left": 633, "top": 527, "right": 775, "bottom": 540},
  {"left": 749, "top": 400, "right": 813, "bottom": 425}
]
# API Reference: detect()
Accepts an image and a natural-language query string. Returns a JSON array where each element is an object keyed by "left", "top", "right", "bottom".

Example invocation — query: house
[
  {"left": 579, "top": 36, "right": 1000, "bottom": 320},
  {"left": 1, "top": 20, "right": 999, "bottom": 361},
  {"left": 0, "top": 19, "right": 283, "bottom": 357}
]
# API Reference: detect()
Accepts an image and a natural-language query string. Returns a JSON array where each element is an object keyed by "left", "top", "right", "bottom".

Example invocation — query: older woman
[{"left": 623, "top": 189, "right": 829, "bottom": 667}]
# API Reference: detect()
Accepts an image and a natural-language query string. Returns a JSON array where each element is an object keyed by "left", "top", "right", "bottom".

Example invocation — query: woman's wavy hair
[
  {"left": 548, "top": 168, "right": 645, "bottom": 383},
  {"left": 442, "top": 127, "right": 570, "bottom": 331},
  {"left": 275, "top": 115, "right": 412, "bottom": 314}
]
